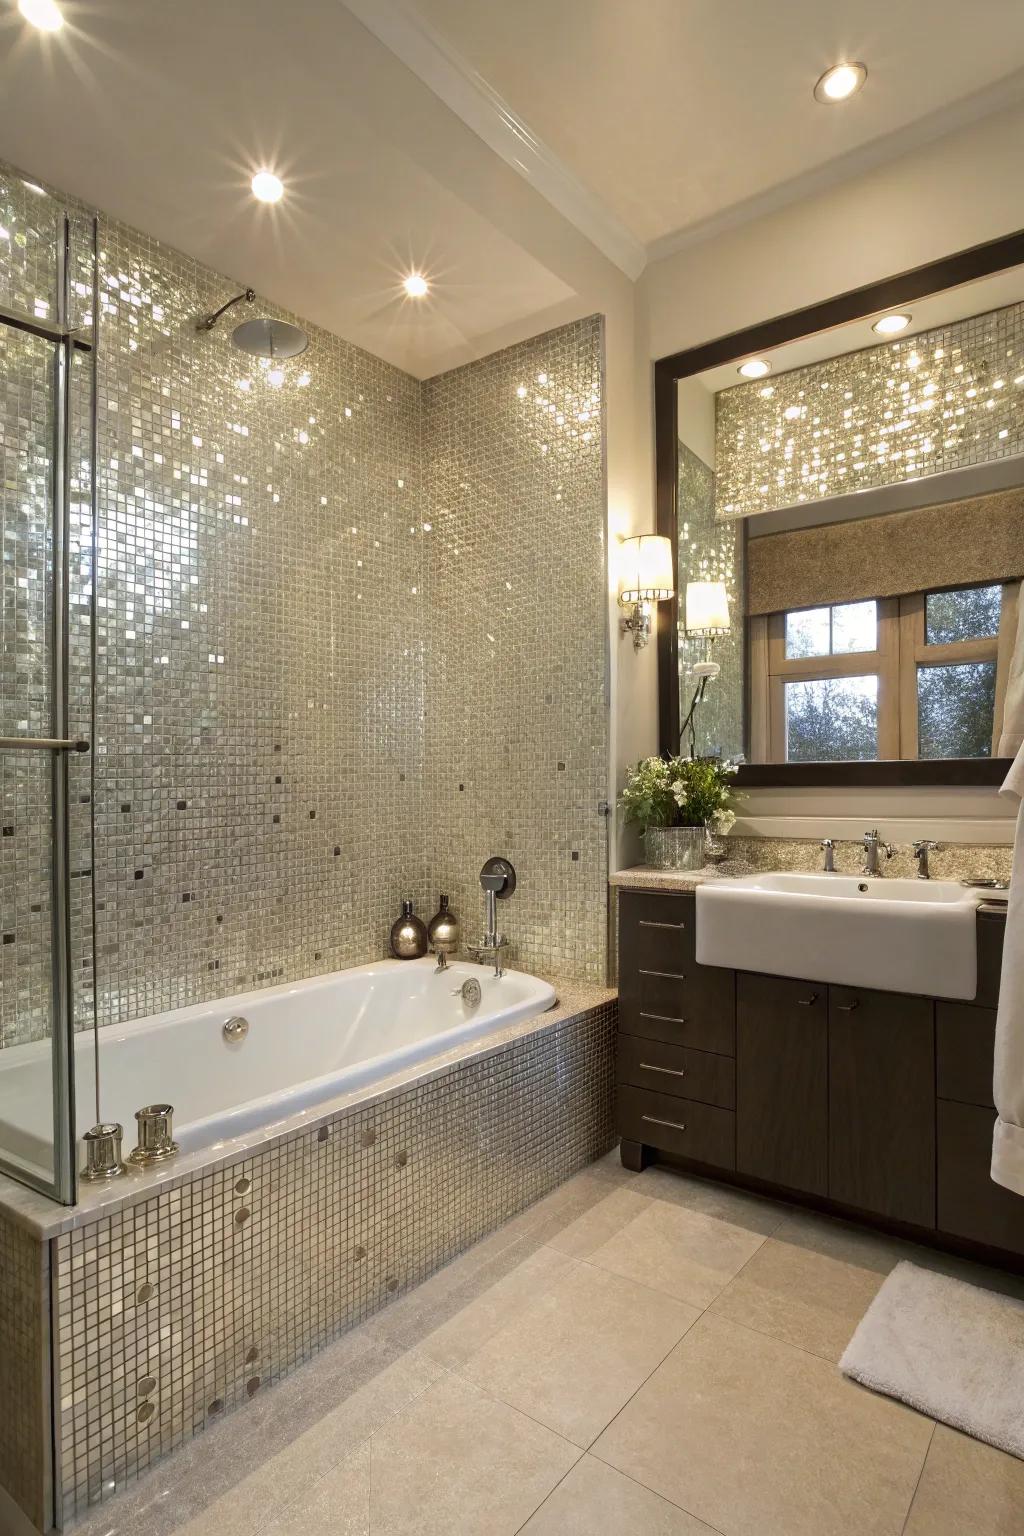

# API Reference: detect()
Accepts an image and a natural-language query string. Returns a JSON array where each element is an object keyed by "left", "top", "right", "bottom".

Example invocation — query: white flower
[
  {"left": 710, "top": 808, "right": 736, "bottom": 835},
  {"left": 672, "top": 783, "right": 689, "bottom": 807}
]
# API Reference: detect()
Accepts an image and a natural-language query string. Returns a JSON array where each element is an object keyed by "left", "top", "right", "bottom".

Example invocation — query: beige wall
[{"left": 636, "top": 98, "right": 1024, "bottom": 840}]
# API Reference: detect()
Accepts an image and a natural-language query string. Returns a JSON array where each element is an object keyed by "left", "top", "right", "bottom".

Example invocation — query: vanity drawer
[
  {"left": 619, "top": 965, "right": 735, "bottom": 1055},
  {"left": 937, "top": 1002, "right": 996, "bottom": 1109},
  {"left": 616, "top": 1035, "right": 735, "bottom": 1109},
  {"left": 617, "top": 1085, "right": 735, "bottom": 1170},
  {"left": 938, "top": 1100, "right": 1024, "bottom": 1257},
  {"left": 619, "top": 891, "right": 697, "bottom": 971}
]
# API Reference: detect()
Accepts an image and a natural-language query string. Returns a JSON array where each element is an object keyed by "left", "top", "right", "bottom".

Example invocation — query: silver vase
[{"left": 643, "top": 825, "right": 707, "bottom": 871}]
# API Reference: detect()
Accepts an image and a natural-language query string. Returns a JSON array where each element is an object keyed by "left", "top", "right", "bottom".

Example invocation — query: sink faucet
[
  {"left": 861, "top": 828, "right": 895, "bottom": 877},
  {"left": 820, "top": 838, "right": 836, "bottom": 873},
  {"left": 473, "top": 857, "right": 517, "bottom": 978},
  {"left": 912, "top": 839, "right": 942, "bottom": 879}
]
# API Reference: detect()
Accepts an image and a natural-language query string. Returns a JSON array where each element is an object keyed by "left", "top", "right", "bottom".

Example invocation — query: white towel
[
  {"left": 997, "top": 588, "right": 1024, "bottom": 759},
  {"left": 991, "top": 741, "right": 1024, "bottom": 1196}
]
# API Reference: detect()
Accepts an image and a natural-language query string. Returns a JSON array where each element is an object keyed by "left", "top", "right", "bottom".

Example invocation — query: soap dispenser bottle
[
  {"left": 427, "top": 895, "right": 459, "bottom": 969},
  {"left": 390, "top": 898, "right": 428, "bottom": 960}
]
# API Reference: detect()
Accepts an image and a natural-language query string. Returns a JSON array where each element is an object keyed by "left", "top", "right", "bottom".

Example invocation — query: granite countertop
[{"left": 609, "top": 861, "right": 755, "bottom": 892}]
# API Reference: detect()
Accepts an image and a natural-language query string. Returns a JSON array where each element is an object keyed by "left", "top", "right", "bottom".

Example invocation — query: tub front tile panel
[
  {"left": 53, "top": 998, "right": 616, "bottom": 1524},
  {"left": 0, "top": 1211, "right": 50, "bottom": 1531}
]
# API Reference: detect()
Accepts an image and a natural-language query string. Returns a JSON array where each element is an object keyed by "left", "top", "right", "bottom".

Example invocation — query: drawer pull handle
[
  {"left": 638, "top": 920, "right": 687, "bottom": 930},
  {"left": 796, "top": 992, "right": 819, "bottom": 1006},
  {"left": 835, "top": 999, "right": 860, "bottom": 1012},
  {"left": 639, "top": 1062, "right": 687, "bottom": 1078},
  {"left": 642, "top": 1113, "right": 686, "bottom": 1132},
  {"left": 639, "top": 968, "right": 687, "bottom": 980},
  {"left": 640, "top": 1011, "right": 688, "bottom": 1025}
]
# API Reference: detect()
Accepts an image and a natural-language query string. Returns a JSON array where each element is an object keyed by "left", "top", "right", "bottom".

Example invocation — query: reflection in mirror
[{"left": 676, "top": 265, "right": 1024, "bottom": 769}]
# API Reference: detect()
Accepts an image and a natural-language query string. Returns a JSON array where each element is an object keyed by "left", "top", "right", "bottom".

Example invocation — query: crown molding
[{"left": 339, "top": 0, "right": 646, "bottom": 281}]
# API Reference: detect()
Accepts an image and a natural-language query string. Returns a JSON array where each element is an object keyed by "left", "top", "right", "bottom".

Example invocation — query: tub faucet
[
  {"left": 473, "top": 857, "right": 516, "bottom": 978},
  {"left": 861, "top": 828, "right": 895, "bottom": 877}
]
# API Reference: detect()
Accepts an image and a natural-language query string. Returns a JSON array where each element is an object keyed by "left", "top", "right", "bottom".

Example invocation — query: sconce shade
[
  {"left": 685, "top": 580, "right": 731, "bottom": 635},
  {"left": 620, "top": 535, "right": 674, "bottom": 603}
]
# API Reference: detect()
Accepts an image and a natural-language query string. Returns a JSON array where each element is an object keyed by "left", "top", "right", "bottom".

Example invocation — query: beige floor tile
[
  {"left": 708, "top": 1210, "right": 902, "bottom": 1360},
  {"left": 588, "top": 1198, "right": 767, "bottom": 1307},
  {"left": 173, "top": 1347, "right": 442, "bottom": 1536},
  {"left": 546, "top": 1185, "right": 652, "bottom": 1258},
  {"left": 622, "top": 1164, "right": 787, "bottom": 1237},
  {"left": 904, "top": 1424, "right": 1024, "bottom": 1535},
  {"left": 368, "top": 1372, "right": 579, "bottom": 1535},
  {"left": 592, "top": 1313, "right": 933, "bottom": 1536},
  {"left": 520, "top": 1455, "right": 718, "bottom": 1535},
  {"left": 261, "top": 1444, "right": 370, "bottom": 1535},
  {"left": 414, "top": 1243, "right": 575, "bottom": 1368},
  {"left": 460, "top": 1258, "right": 699, "bottom": 1447}
]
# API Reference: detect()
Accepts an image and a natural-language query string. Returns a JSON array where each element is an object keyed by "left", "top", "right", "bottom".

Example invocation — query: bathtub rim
[{"left": 0, "top": 974, "right": 613, "bottom": 1239}]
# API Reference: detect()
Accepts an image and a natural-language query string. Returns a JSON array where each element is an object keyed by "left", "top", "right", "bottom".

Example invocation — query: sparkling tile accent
[
  {"left": 422, "top": 320, "right": 608, "bottom": 983},
  {"left": 716, "top": 300, "right": 1024, "bottom": 518},
  {"left": 53, "top": 998, "right": 616, "bottom": 1524},
  {"left": 0, "top": 1212, "right": 50, "bottom": 1531}
]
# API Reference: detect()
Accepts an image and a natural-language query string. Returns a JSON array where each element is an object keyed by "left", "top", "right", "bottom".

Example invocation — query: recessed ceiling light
[
  {"left": 813, "top": 61, "right": 868, "bottom": 104},
  {"left": 403, "top": 273, "right": 429, "bottom": 298},
  {"left": 873, "top": 312, "right": 912, "bottom": 335},
  {"left": 18, "top": 0, "right": 63, "bottom": 32},
  {"left": 250, "top": 170, "right": 284, "bottom": 204},
  {"left": 738, "top": 358, "right": 772, "bottom": 379}
]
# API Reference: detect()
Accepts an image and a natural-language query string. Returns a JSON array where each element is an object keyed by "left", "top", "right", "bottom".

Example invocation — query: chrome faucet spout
[{"left": 861, "top": 828, "right": 895, "bottom": 878}]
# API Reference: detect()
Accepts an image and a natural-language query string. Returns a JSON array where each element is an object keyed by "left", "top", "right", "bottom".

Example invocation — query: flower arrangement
[{"left": 620, "top": 754, "right": 739, "bottom": 834}]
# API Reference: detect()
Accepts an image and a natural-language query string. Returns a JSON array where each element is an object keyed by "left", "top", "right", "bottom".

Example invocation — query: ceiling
[
  {"left": 0, "top": 0, "right": 573, "bottom": 378},
  {"left": 409, "top": 0, "right": 1024, "bottom": 250},
  {"left": 3, "top": 0, "right": 1024, "bottom": 376}
]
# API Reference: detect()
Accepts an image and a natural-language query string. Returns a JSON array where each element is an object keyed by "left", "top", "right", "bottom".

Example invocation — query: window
[{"left": 751, "top": 583, "right": 1018, "bottom": 763}]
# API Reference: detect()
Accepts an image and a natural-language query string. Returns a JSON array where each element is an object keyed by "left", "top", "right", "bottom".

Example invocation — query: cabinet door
[
  {"left": 937, "top": 1100, "right": 1024, "bottom": 1257},
  {"left": 737, "top": 973, "right": 828, "bottom": 1197},
  {"left": 828, "top": 986, "right": 935, "bottom": 1228}
]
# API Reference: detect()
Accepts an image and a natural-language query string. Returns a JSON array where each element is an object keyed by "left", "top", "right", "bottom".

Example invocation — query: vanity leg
[{"left": 620, "top": 1139, "right": 650, "bottom": 1172}]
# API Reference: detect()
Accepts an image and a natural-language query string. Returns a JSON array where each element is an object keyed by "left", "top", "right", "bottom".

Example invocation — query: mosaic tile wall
[
  {"left": 716, "top": 299, "right": 1024, "bottom": 519},
  {"left": 0, "top": 1212, "right": 50, "bottom": 1531},
  {"left": 89, "top": 223, "right": 429, "bottom": 1028},
  {"left": 422, "top": 320, "right": 609, "bottom": 983},
  {"left": 0, "top": 158, "right": 611, "bottom": 1053},
  {"left": 53, "top": 999, "right": 616, "bottom": 1524},
  {"left": 676, "top": 440, "right": 744, "bottom": 761}
]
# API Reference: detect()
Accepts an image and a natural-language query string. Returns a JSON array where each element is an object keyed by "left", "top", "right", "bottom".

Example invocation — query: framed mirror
[{"left": 655, "top": 231, "right": 1024, "bottom": 786}]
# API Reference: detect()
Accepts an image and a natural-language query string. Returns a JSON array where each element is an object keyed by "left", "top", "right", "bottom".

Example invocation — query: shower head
[
  {"left": 231, "top": 317, "right": 308, "bottom": 359},
  {"left": 197, "top": 289, "right": 309, "bottom": 359}
]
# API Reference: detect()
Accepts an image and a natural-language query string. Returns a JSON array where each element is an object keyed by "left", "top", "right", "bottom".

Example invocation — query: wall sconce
[
  {"left": 681, "top": 580, "right": 731, "bottom": 756},
  {"left": 684, "top": 580, "right": 731, "bottom": 677},
  {"left": 619, "top": 535, "right": 674, "bottom": 650}
]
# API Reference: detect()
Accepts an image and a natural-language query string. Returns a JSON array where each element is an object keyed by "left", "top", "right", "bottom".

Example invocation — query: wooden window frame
[{"left": 750, "top": 583, "right": 1019, "bottom": 765}]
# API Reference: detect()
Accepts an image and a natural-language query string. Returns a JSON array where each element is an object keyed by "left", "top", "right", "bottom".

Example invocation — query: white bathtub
[{"left": 0, "top": 958, "right": 556, "bottom": 1175}]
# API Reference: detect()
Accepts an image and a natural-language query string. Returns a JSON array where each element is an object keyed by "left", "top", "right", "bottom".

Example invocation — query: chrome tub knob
[
  {"left": 81, "top": 1122, "right": 128, "bottom": 1181},
  {"left": 129, "top": 1104, "right": 179, "bottom": 1165}
]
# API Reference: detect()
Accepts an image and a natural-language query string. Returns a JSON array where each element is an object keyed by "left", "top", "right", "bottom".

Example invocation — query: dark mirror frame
[{"left": 655, "top": 229, "right": 1024, "bottom": 787}]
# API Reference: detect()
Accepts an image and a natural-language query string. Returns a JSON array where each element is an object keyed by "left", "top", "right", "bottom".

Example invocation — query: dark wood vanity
[{"left": 616, "top": 887, "right": 1024, "bottom": 1265}]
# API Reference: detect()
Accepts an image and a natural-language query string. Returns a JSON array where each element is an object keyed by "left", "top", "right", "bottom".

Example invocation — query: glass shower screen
[{"left": 0, "top": 180, "right": 97, "bottom": 1203}]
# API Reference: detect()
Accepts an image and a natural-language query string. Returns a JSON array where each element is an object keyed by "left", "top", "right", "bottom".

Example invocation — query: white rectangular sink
[{"left": 696, "top": 872, "right": 980, "bottom": 1000}]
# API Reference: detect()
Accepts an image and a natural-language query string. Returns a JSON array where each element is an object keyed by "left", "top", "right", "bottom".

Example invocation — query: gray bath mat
[{"left": 840, "top": 1260, "right": 1024, "bottom": 1459}]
